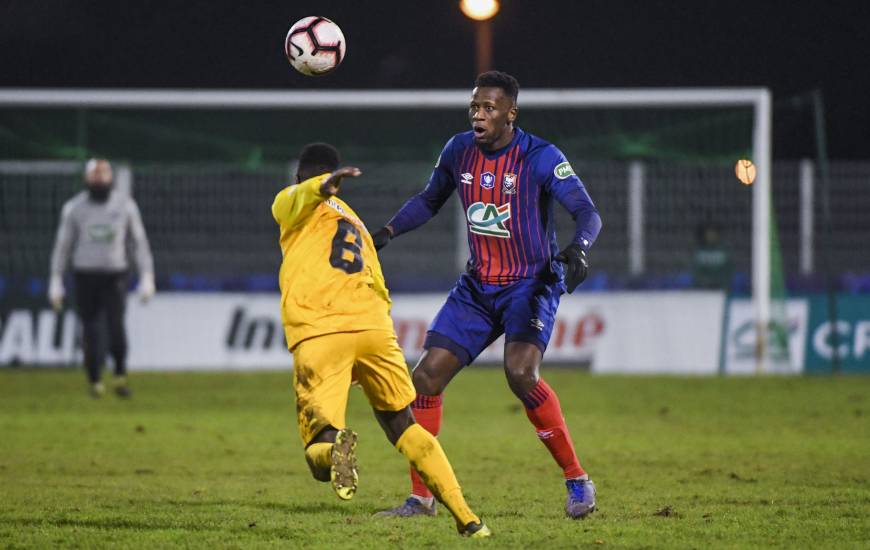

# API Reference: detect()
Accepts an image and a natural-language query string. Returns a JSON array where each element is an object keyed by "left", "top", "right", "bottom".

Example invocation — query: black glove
[
  {"left": 554, "top": 244, "right": 588, "bottom": 293},
  {"left": 372, "top": 227, "right": 393, "bottom": 251}
]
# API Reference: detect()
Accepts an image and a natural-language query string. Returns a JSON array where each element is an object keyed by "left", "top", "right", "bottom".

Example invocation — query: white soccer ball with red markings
[{"left": 284, "top": 16, "right": 346, "bottom": 76}]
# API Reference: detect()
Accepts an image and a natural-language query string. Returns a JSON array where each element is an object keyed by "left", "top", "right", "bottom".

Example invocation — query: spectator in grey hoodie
[{"left": 48, "top": 159, "right": 154, "bottom": 398}]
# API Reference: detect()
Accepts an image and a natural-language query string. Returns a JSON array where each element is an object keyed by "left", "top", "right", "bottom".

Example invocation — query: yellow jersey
[{"left": 272, "top": 173, "right": 393, "bottom": 350}]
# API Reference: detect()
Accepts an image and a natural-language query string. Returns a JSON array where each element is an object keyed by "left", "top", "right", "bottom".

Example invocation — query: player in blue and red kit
[{"left": 373, "top": 71, "right": 602, "bottom": 519}]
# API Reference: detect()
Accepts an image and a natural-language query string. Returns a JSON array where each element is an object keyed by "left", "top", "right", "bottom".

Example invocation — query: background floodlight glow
[{"left": 460, "top": 0, "right": 500, "bottom": 21}]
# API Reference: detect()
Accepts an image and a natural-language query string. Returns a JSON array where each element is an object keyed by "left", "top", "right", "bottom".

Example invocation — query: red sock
[
  {"left": 409, "top": 394, "right": 443, "bottom": 498},
  {"left": 522, "top": 379, "right": 586, "bottom": 479}
]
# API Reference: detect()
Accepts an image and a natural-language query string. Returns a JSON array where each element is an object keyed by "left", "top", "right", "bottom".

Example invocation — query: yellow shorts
[{"left": 292, "top": 329, "right": 416, "bottom": 445}]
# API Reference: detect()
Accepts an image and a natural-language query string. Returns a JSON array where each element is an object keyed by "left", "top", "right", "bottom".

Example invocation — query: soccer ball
[{"left": 284, "top": 16, "right": 346, "bottom": 76}]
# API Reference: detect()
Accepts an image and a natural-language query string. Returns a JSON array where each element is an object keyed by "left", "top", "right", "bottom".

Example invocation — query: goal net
[{"left": 0, "top": 88, "right": 788, "bottom": 369}]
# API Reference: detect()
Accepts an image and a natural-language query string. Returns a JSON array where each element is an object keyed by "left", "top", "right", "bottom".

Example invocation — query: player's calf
[{"left": 393, "top": 422, "right": 489, "bottom": 533}]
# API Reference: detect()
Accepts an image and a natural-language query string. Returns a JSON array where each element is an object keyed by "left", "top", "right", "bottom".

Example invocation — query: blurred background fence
[
  {"left": 2, "top": 158, "right": 868, "bottom": 295},
  {"left": 1, "top": 92, "right": 868, "bottom": 298}
]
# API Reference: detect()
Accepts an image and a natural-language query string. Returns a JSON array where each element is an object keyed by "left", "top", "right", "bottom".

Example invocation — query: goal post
[{"left": 0, "top": 87, "right": 774, "bottom": 369}]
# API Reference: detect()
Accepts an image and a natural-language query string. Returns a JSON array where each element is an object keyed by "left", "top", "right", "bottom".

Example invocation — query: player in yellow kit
[{"left": 272, "top": 143, "right": 490, "bottom": 538}]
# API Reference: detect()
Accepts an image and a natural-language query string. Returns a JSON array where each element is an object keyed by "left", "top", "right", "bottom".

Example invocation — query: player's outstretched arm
[
  {"left": 373, "top": 184, "right": 449, "bottom": 252},
  {"left": 374, "top": 139, "right": 457, "bottom": 252},
  {"left": 319, "top": 166, "right": 362, "bottom": 196},
  {"left": 272, "top": 168, "right": 362, "bottom": 230}
]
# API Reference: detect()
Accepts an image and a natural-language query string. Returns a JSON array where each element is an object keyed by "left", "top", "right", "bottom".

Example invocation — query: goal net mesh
[{"left": 0, "top": 98, "right": 798, "bottom": 301}]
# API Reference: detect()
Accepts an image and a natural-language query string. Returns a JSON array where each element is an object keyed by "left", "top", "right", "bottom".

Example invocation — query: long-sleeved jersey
[
  {"left": 272, "top": 173, "right": 393, "bottom": 350},
  {"left": 387, "top": 128, "right": 602, "bottom": 285},
  {"left": 50, "top": 191, "right": 154, "bottom": 276}
]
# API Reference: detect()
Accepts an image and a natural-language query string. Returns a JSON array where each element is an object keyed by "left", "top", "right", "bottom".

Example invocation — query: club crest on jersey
[
  {"left": 480, "top": 171, "right": 495, "bottom": 189},
  {"left": 460, "top": 172, "right": 473, "bottom": 185},
  {"left": 502, "top": 173, "right": 517, "bottom": 194},
  {"left": 466, "top": 202, "right": 511, "bottom": 238}
]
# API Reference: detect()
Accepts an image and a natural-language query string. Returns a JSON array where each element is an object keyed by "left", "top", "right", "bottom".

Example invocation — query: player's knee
[
  {"left": 411, "top": 364, "right": 445, "bottom": 396},
  {"left": 411, "top": 348, "right": 462, "bottom": 395},
  {"left": 374, "top": 407, "right": 415, "bottom": 446},
  {"left": 504, "top": 363, "right": 540, "bottom": 397},
  {"left": 504, "top": 342, "right": 542, "bottom": 396}
]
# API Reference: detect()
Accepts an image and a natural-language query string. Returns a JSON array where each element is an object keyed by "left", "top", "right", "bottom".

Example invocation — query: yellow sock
[
  {"left": 305, "top": 442, "right": 333, "bottom": 482},
  {"left": 395, "top": 423, "right": 479, "bottom": 526}
]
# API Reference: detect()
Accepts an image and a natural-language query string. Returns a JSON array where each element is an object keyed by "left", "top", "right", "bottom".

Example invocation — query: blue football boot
[
  {"left": 374, "top": 496, "right": 437, "bottom": 517},
  {"left": 565, "top": 478, "right": 596, "bottom": 519}
]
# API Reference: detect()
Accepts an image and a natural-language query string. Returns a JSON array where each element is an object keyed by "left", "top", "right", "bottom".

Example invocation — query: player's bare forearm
[{"left": 319, "top": 167, "right": 362, "bottom": 196}]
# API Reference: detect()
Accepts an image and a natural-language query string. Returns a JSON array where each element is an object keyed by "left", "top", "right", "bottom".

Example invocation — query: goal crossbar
[{"left": 0, "top": 88, "right": 767, "bottom": 109}]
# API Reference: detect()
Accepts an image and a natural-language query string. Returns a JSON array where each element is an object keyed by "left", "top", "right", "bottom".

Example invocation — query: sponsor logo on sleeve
[
  {"left": 554, "top": 162, "right": 575, "bottom": 180},
  {"left": 466, "top": 202, "right": 511, "bottom": 238}
]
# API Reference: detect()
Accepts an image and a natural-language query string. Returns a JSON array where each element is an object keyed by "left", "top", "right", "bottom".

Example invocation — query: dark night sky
[{"left": 1, "top": 0, "right": 868, "bottom": 158}]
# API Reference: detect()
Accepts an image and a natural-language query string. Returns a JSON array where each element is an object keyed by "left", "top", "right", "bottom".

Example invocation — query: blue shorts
[{"left": 425, "top": 273, "right": 561, "bottom": 365}]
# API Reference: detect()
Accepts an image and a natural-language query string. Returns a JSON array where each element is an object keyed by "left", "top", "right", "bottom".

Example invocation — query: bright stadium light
[
  {"left": 460, "top": 0, "right": 499, "bottom": 21},
  {"left": 460, "top": 0, "right": 500, "bottom": 75}
]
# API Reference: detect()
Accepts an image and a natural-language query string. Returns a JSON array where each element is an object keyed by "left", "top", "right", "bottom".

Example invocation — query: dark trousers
[{"left": 73, "top": 271, "right": 128, "bottom": 383}]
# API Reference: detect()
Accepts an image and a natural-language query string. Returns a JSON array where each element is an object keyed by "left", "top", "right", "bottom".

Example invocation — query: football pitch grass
[{"left": 1, "top": 368, "right": 868, "bottom": 549}]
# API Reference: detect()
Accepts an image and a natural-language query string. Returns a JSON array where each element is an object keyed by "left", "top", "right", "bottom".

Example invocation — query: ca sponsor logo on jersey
[
  {"left": 466, "top": 202, "right": 511, "bottom": 238},
  {"left": 554, "top": 161, "right": 575, "bottom": 180},
  {"left": 460, "top": 172, "right": 473, "bottom": 185},
  {"left": 480, "top": 171, "right": 495, "bottom": 189},
  {"left": 502, "top": 172, "right": 517, "bottom": 194}
]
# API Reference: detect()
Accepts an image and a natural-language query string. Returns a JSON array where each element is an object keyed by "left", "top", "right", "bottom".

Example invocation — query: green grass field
[{"left": 1, "top": 368, "right": 868, "bottom": 549}]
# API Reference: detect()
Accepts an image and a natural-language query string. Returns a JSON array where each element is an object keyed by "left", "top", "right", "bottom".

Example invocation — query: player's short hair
[
  {"left": 298, "top": 143, "right": 341, "bottom": 175},
  {"left": 474, "top": 71, "right": 519, "bottom": 103}
]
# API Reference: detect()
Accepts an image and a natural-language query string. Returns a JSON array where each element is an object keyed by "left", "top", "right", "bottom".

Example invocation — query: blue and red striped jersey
[{"left": 387, "top": 128, "right": 602, "bottom": 285}]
